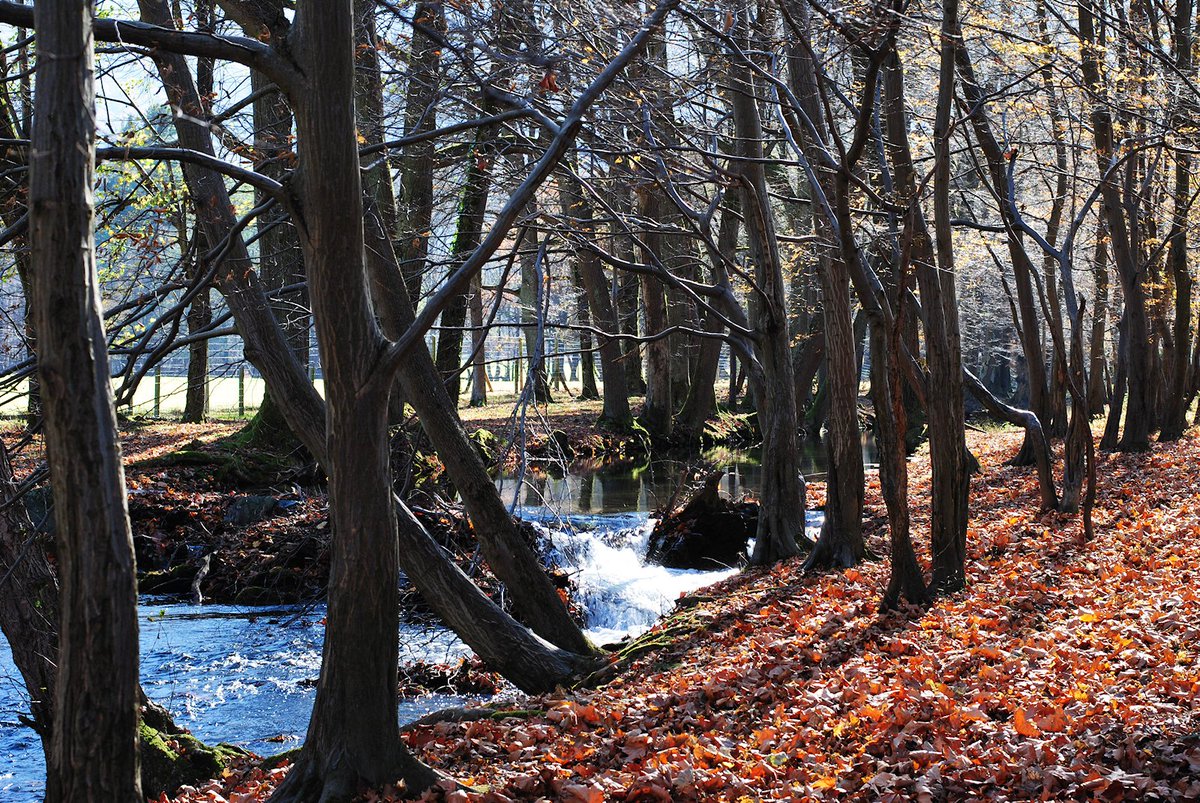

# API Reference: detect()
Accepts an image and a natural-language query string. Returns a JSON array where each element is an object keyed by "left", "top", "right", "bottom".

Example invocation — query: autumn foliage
[{"left": 169, "top": 429, "right": 1200, "bottom": 802}]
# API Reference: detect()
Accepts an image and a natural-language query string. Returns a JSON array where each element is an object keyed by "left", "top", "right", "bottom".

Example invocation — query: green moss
[
  {"left": 139, "top": 722, "right": 245, "bottom": 798},
  {"left": 487, "top": 708, "right": 543, "bottom": 720},
  {"left": 469, "top": 427, "right": 503, "bottom": 465},
  {"left": 259, "top": 746, "right": 303, "bottom": 772}
]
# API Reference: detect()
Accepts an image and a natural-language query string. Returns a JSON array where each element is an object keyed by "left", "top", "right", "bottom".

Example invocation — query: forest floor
[{"left": 156, "top": 425, "right": 1200, "bottom": 802}]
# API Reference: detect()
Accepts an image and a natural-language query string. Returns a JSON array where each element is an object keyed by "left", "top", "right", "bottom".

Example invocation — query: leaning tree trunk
[
  {"left": 137, "top": 0, "right": 327, "bottom": 460},
  {"left": 956, "top": 42, "right": 1053, "bottom": 461},
  {"left": 363, "top": 215, "right": 597, "bottom": 657},
  {"left": 31, "top": 4, "right": 142, "bottom": 799},
  {"left": 240, "top": 15, "right": 309, "bottom": 448}
]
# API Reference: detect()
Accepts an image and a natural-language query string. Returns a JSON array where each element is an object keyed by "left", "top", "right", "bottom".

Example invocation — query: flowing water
[{"left": 0, "top": 443, "right": 856, "bottom": 801}]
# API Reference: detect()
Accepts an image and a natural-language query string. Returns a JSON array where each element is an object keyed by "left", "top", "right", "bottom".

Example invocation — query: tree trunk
[
  {"left": 272, "top": 7, "right": 441, "bottom": 797},
  {"left": 240, "top": 8, "right": 309, "bottom": 447},
  {"left": 1076, "top": 0, "right": 1153, "bottom": 451},
  {"left": 575, "top": 266, "right": 601, "bottom": 400},
  {"left": 182, "top": 224, "right": 210, "bottom": 423},
  {"left": 468, "top": 271, "right": 488, "bottom": 407},
  {"left": 1101, "top": 313, "right": 1128, "bottom": 451},
  {"left": 395, "top": 1, "right": 443, "bottom": 306},
  {"left": 616, "top": 263, "right": 646, "bottom": 395},
  {"left": 873, "top": 323, "right": 928, "bottom": 609},
  {"left": 678, "top": 193, "right": 740, "bottom": 440},
  {"left": 926, "top": 3, "right": 971, "bottom": 595},
  {"left": 1088, "top": 221, "right": 1110, "bottom": 415},
  {"left": 555, "top": 161, "right": 632, "bottom": 422},
  {"left": 31, "top": 5, "right": 141, "bottom": 798},
  {"left": 435, "top": 120, "right": 493, "bottom": 407},
  {"left": 787, "top": 3, "right": 860, "bottom": 569},
  {"left": 807, "top": 256, "right": 865, "bottom": 568},
  {"left": 1159, "top": 0, "right": 1195, "bottom": 441},
  {"left": 364, "top": 221, "right": 599, "bottom": 660},
  {"left": 729, "top": 29, "right": 806, "bottom": 565},
  {"left": 639, "top": 275, "right": 673, "bottom": 439},
  {"left": 519, "top": 222, "right": 553, "bottom": 403}
]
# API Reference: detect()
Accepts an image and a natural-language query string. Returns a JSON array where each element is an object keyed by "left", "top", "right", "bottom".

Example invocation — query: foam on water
[{"left": 522, "top": 509, "right": 739, "bottom": 644}]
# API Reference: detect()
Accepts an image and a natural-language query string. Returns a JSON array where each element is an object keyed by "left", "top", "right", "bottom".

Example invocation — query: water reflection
[{"left": 495, "top": 433, "right": 877, "bottom": 516}]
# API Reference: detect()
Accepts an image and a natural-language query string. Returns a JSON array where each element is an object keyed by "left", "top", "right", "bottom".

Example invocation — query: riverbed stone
[{"left": 223, "top": 494, "right": 280, "bottom": 526}]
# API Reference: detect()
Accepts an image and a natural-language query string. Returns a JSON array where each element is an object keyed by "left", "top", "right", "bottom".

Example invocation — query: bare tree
[{"left": 30, "top": 3, "right": 141, "bottom": 799}]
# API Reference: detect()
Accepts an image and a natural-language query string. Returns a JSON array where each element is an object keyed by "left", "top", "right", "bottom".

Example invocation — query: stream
[{"left": 0, "top": 444, "right": 846, "bottom": 801}]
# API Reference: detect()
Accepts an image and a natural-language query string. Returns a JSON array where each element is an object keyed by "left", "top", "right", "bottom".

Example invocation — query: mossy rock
[
  {"left": 548, "top": 429, "right": 575, "bottom": 460},
  {"left": 140, "top": 722, "right": 246, "bottom": 797},
  {"left": 469, "top": 427, "right": 504, "bottom": 465},
  {"left": 259, "top": 746, "right": 303, "bottom": 772},
  {"left": 139, "top": 562, "right": 200, "bottom": 596}
]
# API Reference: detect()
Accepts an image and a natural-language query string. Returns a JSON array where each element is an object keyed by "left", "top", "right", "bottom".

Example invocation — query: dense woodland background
[{"left": 0, "top": 0, "right": 1199, "bottom": 799}]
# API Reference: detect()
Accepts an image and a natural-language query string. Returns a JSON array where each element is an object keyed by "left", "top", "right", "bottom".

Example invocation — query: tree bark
[
  {"left": 1077, "top": 0, "right": 1153, "bottom": 451},
  {"left": 395, "top": 1, "right": 443, "bottom": 307},
  {"left": 787, "top": 2, "right": 861, "bottom": 569},
  {"left": 637, "top": 197, "right": 674, "bottom": 440},
  {"left": 1087, "top": 220, "right": 1111, "bottom": 416},
  {"left": 31, "top": 4, "right": 141, "bottom": 798},
  {"left": 519, "top": 221, "right": 553, "bottom": 403},
  {"left": 182, "top": 223, "right": 210, "bottom": 423},
  {"left": 926, "top": 0, "right": 971, "bottom": 595},
  {"left": 728, "top": 25, "right": 806, "bottom": 565},
  {"left": 271, "top": 6, "right": 441, "bottom": 797},
  {"left": 1159, "top": 0, "right": 1195, "bottom": 441},
  {"left": 575, "top": 265, "right": 601, "bottom": 400}
]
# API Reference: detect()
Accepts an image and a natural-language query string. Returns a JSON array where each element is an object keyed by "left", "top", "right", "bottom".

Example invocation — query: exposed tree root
[{"left": 268, "top": 741, "right": 451, "bottom": 803}]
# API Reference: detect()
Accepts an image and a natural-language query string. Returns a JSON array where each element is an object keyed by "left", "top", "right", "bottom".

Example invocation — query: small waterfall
[
  {"left": 523, "top": 505, "right": 826, "bottom": 645},
  {"left": 527, "top": 512, "right": 737, "bottom": 644}
]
